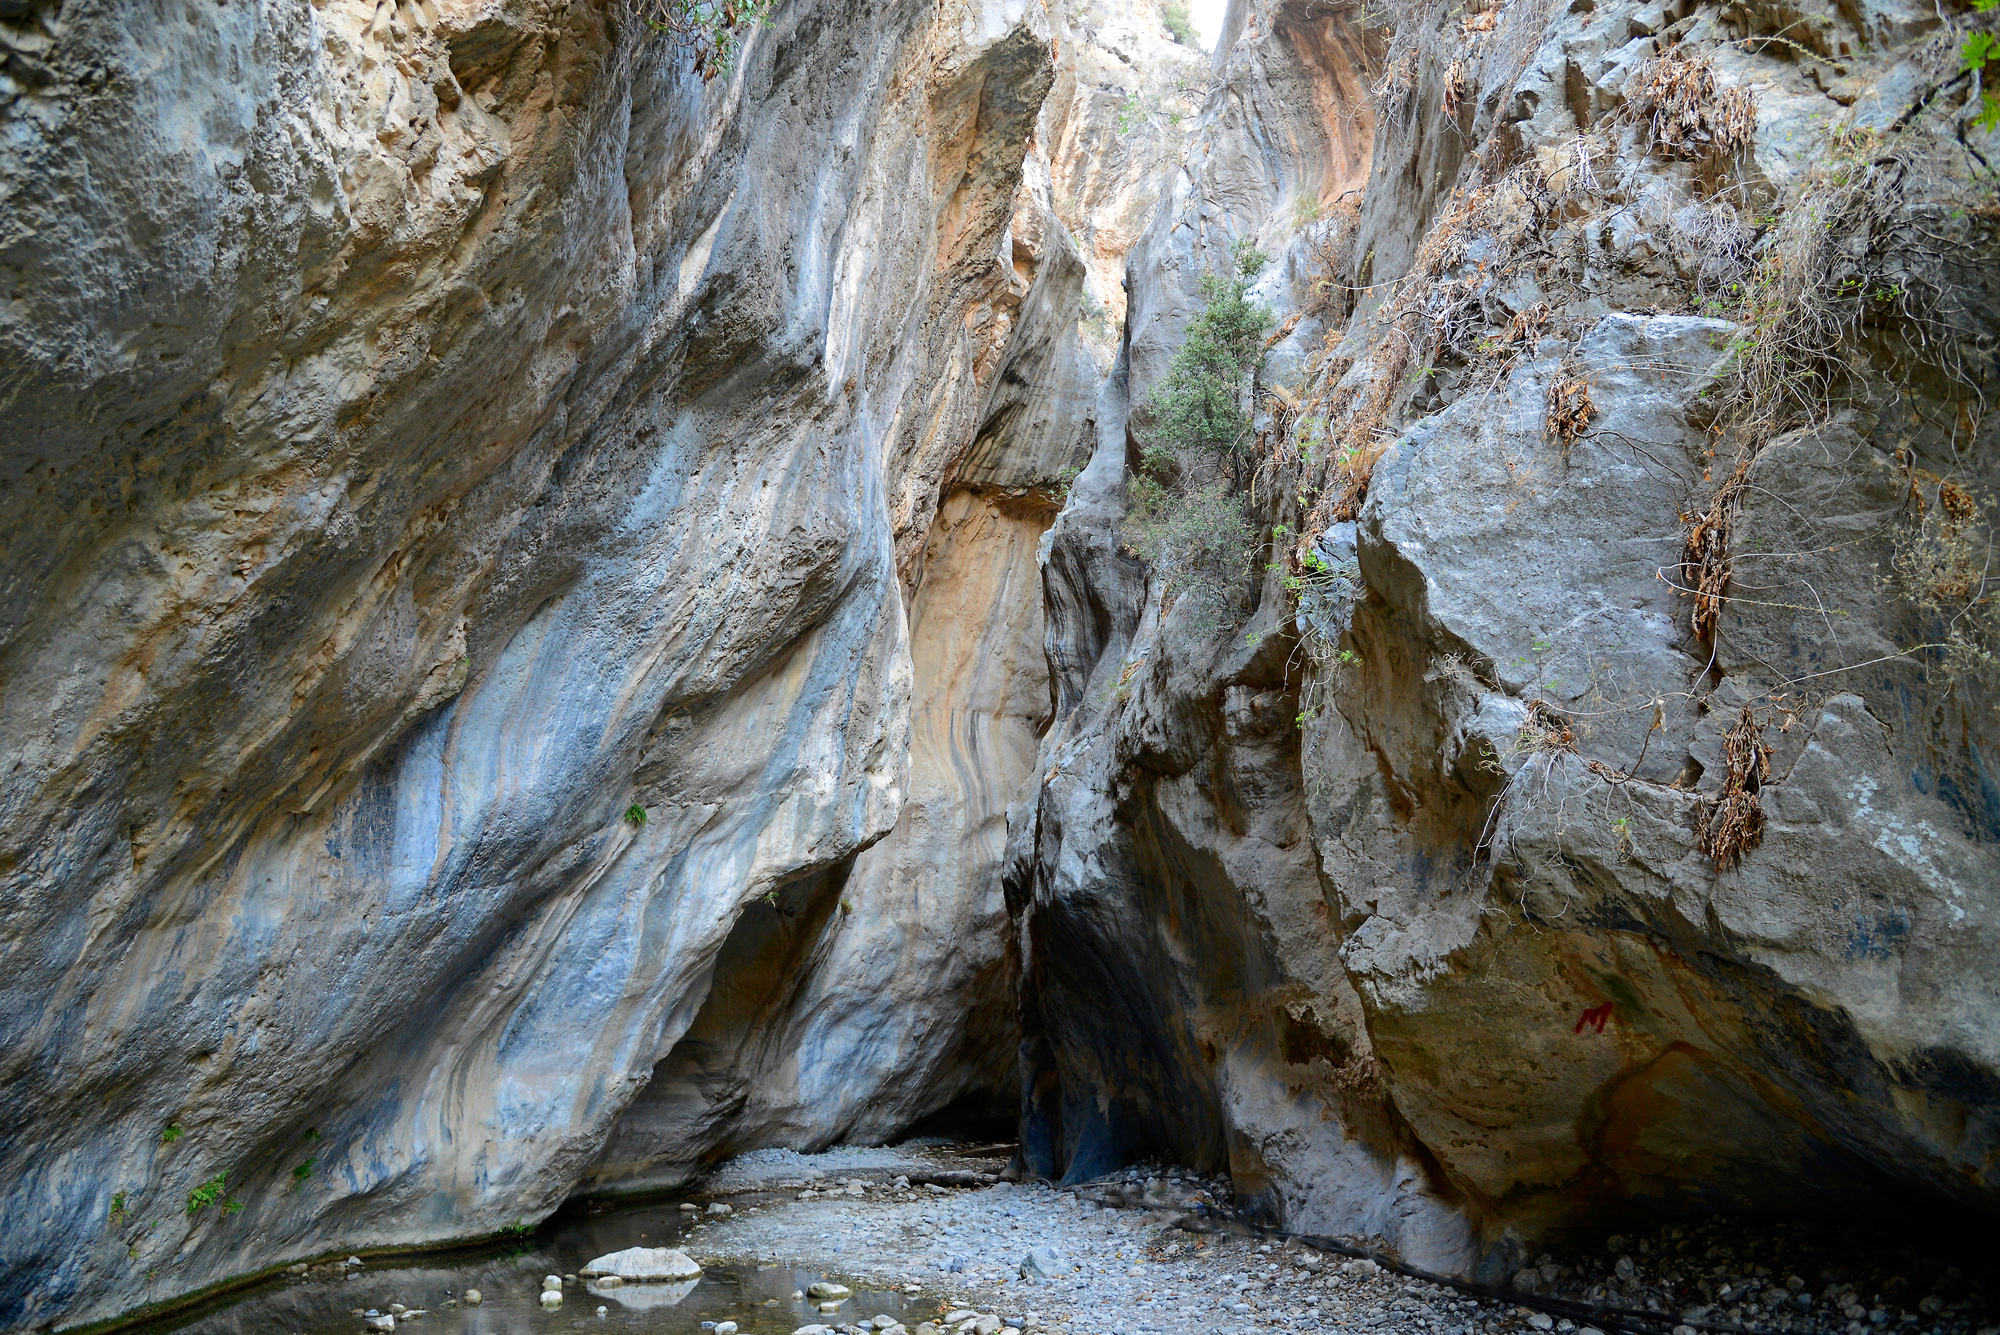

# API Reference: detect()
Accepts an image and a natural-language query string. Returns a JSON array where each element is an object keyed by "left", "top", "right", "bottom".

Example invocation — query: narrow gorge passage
[{"left": 0, "top": 1, "right": 1995, "bottom": 1335}]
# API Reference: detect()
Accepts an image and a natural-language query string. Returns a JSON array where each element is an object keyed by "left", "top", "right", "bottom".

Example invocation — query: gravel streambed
[{"left": 682, "top": 1156, "right": 1998, "bottom": 1335}]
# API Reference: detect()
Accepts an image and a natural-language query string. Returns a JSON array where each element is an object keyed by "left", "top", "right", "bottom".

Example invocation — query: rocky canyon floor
[{"left": 136, "top": 1147, "right": 1998, "bottom": 1335}]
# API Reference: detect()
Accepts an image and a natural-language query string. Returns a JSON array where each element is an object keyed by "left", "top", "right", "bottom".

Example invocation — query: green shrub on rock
[{"left": 1126, "top": 241, "right": 1271, "bottom": 620}]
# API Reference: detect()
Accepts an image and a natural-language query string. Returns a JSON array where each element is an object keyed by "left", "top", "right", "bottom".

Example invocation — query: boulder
[{"left": 579, "top": 1248, "right": 703, "bottom": 1283}]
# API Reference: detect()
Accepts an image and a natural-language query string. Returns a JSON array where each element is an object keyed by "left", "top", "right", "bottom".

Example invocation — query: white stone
[{"left": 579, "top": 1247, "right": 703, "bottom": 1282}]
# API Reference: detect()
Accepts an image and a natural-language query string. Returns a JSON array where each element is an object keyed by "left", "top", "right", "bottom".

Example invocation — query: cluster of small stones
[{"left": 1519, "top": 1217, "right": 1999, "bottom": 1335}]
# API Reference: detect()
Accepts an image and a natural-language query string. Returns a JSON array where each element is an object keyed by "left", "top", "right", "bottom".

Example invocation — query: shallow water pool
[{"left": 125, "top": 1196, "right": 935, "bottom": 1335}]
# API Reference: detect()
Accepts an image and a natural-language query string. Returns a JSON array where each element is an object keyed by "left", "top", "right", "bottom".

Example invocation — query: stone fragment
[
  {"left": 540, "top": 1290, "right": 563, "bottom": 1309},
  {"left": 708, "top": 1202, "right": 733, "bottom": 1216},
  {"left": 810, "top": 1282, "right": 854, "bottom": 1300},
  {"left": 366, "top": 1317, "right": 394, "bottom": 1333},
  {"left": 1020, "top": 1247, "right": 1064, "bottom": 1280},
  {"left": 463, "top": 1290, "right": 481, "bottom": 1306}
]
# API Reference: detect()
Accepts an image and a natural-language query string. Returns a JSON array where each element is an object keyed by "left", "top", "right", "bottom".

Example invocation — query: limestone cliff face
[
  {"left": 4, "top": 0, "right": 1995, "bottom": 1324},
  {"left": 1016, "top": 0, "right": 1997, "bottom": 1276},
  {"left": 0, "top": 0, "right": 1099, "bottom": 1325}
]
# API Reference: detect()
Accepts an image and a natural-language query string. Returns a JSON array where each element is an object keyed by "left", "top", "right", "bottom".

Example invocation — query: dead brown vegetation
[
  {"left": 1697, "top": 704, "right": 1771, "bottom": 870},
  {"left": 1545, "top": 365, "right": 1596, "bottom": 460},
  {"left": 1676, "top": 456, "right": 1751, "bottom": 642},
  {"left": 1626, "top": 46, "right": 1757, "bottom": 165},
  {"left": 1892, "top": 472, "right": 1999, "bottom": 694}
]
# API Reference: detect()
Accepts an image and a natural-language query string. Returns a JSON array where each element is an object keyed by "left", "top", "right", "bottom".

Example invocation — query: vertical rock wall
[
  {"left": 0, "top": 0, "right": 1107, "bottom": 1325},
  {"left": 1015, "top": 0, "right": 1998, "bottom": 1277}
]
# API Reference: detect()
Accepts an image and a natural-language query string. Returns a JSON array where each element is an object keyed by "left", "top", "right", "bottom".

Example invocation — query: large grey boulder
[{"left": 579, "top": 1247, "right": 703, "bottom": 1283}]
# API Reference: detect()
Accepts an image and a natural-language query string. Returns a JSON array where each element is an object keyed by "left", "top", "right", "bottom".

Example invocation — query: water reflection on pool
[{"left": 127, "top": 1197, "right": 934, "bottom": 1335}]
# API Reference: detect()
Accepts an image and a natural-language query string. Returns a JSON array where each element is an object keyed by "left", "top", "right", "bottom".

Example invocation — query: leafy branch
[{"left": 634, "top": 0, "right": 772, "bottom": 81}]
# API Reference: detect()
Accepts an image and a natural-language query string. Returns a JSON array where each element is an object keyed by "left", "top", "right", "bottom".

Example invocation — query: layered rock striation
[
  {"left": 0, "top": 0, "right": 1111, "bottom": 1324},
  {"left": 2, "top": 0, "right": 1996, "bottom": 1325}
]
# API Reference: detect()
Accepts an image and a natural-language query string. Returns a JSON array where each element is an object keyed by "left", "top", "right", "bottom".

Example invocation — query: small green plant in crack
[
  {"left": 1116, "top": 92, "right": 1151, "bottom": 135},
  {"left": 1963, "top": 1, "right": 2000, "bottom": 133},
  {"left": 624, "top": 804, "right": 648, "bottom": 827},
  {"left": 109, "top": 1192, "right": 129, "bottom": 1224},
  {"left": 1160, "top": 0, "right": 1197, "bottom": 44},
  {"left": 160, "top": 1124, "right": 184, "bottom": 1145},
  {"left": 291, "top": 1159, "right": 316, "bottom": 1193},
  {"left": 186, "top": 1174, "right": 229, "bottom": 1217}
]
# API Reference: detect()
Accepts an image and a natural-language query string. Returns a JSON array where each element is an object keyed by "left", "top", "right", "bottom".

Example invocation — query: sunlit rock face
[
  {"left": 1012, "top": 0, "right": 1998, "bottom": 1278},
  {"left": 0, "top": 0, "right": 1099, "bottom": 1324}
]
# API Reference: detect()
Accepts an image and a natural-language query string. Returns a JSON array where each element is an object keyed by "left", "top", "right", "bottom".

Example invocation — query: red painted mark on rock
[{"left": 1574, "top": 1003, "right": 1613, "bottom": 1034}]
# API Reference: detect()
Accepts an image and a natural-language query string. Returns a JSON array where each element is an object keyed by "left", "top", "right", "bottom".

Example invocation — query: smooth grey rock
[
  {"left": 1021, "top": 1246, "right": 1066, "bottom": 1280},
  {"left": 580, "top": 1248, "right": 702, "bottom": 1282},
  {"left": 0, "top": 0, "right": 1096, "bottom": 1326},
  {"left": 809, "top": 1282, "right": 854, "bottom": 1300}
]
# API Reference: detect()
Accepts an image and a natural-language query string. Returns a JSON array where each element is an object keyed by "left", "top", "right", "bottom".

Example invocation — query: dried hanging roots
[
  {"left": 1698, "top": 704, "right": 1772, "bottom": 870},
  {"left": 1678, "top": 456, "right": 1752, "bottom": 640},
  {"left": 1518, "top": 698, "right": 1579, "bottom": 755},
  {"left": 1546, "top": 368, "right": 1597, "bottom": 459}
]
